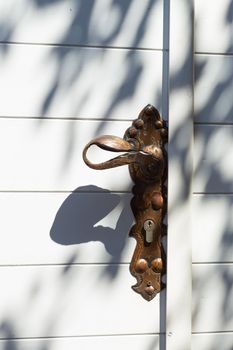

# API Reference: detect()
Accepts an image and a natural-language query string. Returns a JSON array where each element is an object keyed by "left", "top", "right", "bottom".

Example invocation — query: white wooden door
[
  {"left": 0, "top": 1, "right": 232, "bottom": 350},
  {"left": 167, "top": 2, "right": 233, "bottom": 349},
  {"left": 192, "top": 1, "right": 233, "bottom": 349},
  {"left": 0, "top": 1, "right": 167, "bottom": 349}
]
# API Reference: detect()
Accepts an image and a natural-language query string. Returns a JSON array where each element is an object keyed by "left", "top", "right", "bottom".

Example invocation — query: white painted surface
[
  {"left": 0, "top": 192, "right": 134, "bottom": 265},
  {"left": 0, "top": 265, "right": 165, "bottom": 338},
  {"left": 0, "top": 0, "right": 170, "bottom": 349},
  {"left": 3, "top": 0, "right": 233, "bottom": 348},
  {"left": 0, "top": 45, "right": 164, "bottom": 119},
  {"left": 0, "top": 1, "right": 168, "bottom": 347},
  {"left": 192, "top": 333, "right": 233, "bottom": 350},
  {"left": 194, "top": 125, "right": 233, "bottom": 193},
  {"left": 195, "top": 0, "right": 233, "bottom": 54},
  {"left": 0, "top": 335, "right": 164, "bottom": 350},
  {"left": 194, "top": 55, "right": 233, "bottom": 123},
  {"left": 192, "top": 1, "right": 233, "bottom": 346},
  {"left": 166, "top": 0, "right": 193, "bottom": 349},
  {"left": 192, "top": 195, "right": 233, "bottom": 263},
  {"left": 0, "top": 0, "right": 164, "bottom": 49},
  {"left": 0, "top": 119, "right": 132, "bottom": 191},
  {"left": 192, "top": 264, "right": 233, "bottom": 333}
]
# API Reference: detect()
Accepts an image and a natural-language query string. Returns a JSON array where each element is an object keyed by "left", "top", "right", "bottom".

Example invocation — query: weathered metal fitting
[{"left": 83, "top": 105, "right": 168, "bottom": 301}]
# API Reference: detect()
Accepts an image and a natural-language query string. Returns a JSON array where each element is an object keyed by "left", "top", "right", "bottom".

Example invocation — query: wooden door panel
[
  {"left": 0, "top": 0, "right": 165, "bottom": 50},
  {"left": 0, "top": 45, "right": 164, "bottom": 119},
  {"left": 192, "top": 264, "right": 233, "bottom": 333},
  {"left": 192, "top": 195, "right": 233, "bottom": 263},
  {"left": 0, "top": 265, "right": 165, "bottom": 338},
  {"left": 194, "top": 125, "right": 233, "bottom": 193}
]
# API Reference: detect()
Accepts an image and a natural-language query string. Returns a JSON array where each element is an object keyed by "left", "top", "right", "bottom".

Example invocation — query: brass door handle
[
  {"left": 83, "top": 135, "right": 139, "bottom": 169},
  {"left": 82, "top": 105, "right": 168, "bottom": 301}
]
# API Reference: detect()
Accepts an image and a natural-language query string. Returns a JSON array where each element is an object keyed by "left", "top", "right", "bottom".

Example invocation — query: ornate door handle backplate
[{"left": 82, "top": 105, "right": 168, "bottom": 301}]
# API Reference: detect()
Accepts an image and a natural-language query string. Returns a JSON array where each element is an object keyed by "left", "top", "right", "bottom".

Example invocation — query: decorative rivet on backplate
[
  {"left": 128, "top": 127, "right": 138, "bottom": 137},
  {"left": 155, "top": 120, "right": 163, "bottom": 128},
  {"left": 135, "top": 259, "right": 148, "bottom": 273},
  {"left": 133, "top": 119, "right": 144, "bottom": 128},
  {"left": 151, "top": 192, "right": 164, "bottom": 210},
  {"left": 151, "top": 258, "right": 163, "bottom": 272}
]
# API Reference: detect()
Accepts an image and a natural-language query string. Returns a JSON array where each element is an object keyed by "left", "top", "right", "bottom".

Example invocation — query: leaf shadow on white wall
[
  {"left": 192, "top": 1, "right": 233, "bottom": 348},
  {"left": 167, "top": 0, "right": 233, "bottom": 348},
  {"left": 0, "top": 0, "right": 167, "bottom": 349},
  {"left": 0, "top": 0, "right": 165, "bottom": 169}
]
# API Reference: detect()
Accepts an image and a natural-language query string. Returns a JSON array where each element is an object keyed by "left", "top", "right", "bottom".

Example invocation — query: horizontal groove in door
[
  {"left": 193, "top": 193, "right": 233, "bottom": 196},
  {"left": 195, "top": 52, "right": 233, "bottom": 57},
  {"left": 0, "top": 334, "right": 164, "bottom": 350},
  {"left": 0, "top": 190, "right": 132, "bottom": 194},
  {"left": 192, "top": 330, "right": 233, "bottom": 335},
  {"left": 194, "top": 122, "right": 233, "bottom": 126},
  {"left": 192, "top": 332, "right": 233, "bottom": 350},
  {"left": 0, "top": 116, "right": 137, "bottom": 122},
  {"left": 192, "top": 262, "right": 233, "bottom": 266},
  {"left": 0, "top": 41, "right": 167, "bottom": 52},
  {"left": 0, "top": 263, "right": 130, "bottom": 268}
]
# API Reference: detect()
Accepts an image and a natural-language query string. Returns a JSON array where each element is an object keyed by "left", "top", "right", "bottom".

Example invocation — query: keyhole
[{"left": 144, "top": 219, "right": 155, "bottom": 243}]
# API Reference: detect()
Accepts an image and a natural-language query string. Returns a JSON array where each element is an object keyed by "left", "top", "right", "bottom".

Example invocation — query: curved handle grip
[{"left": 82, "top": 135, "right": 140, "bottom": 170}]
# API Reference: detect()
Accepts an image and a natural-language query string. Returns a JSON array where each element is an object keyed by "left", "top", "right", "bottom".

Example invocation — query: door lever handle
[
  {"left": 82, "top": 105, "right": 168, "bottom": 301},
  {"left": 83, "top": 135, "right": 139, "bottom": 169}
]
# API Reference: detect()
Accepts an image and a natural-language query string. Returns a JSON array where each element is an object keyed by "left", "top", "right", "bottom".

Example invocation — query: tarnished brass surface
[{"left": 82, "top": 105, "right": 168, "bottom": 301}]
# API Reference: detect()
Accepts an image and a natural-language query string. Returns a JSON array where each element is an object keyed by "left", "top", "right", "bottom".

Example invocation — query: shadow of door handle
[{"left": 82, "top": 105, "right": 168, "bottom": 301}]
